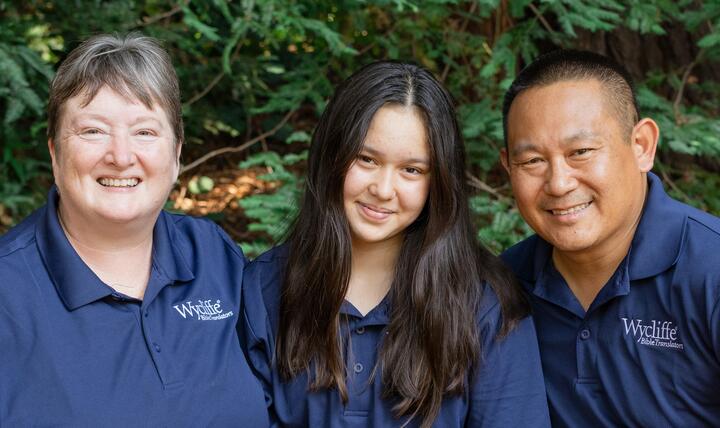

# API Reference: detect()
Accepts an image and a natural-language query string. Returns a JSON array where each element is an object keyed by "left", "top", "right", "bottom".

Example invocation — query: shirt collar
[
  {"left": 149, "top": 211, "right": 195, "bottom": 284},
  {"left": 340, "top": 293, "right": 391, "bottom": 327},
  {"left": 520, "top": 172, "right": 685, "bottom": 287},
  {"left": 36, "top": 186, "right": 194, "bottom": 311},
  {"left": 626, "top": 172, "right": 685, "bottom": 280}
]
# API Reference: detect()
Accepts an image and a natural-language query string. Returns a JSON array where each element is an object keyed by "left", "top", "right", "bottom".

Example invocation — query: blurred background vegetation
[{"left": 1, "top": 0, "right": 718, "bottom": 256}]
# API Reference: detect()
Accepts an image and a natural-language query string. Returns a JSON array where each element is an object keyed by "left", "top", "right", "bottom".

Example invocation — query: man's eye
[
  {"left": 574, "top": 148, "right": 593, "bottom": 156},
  {"left": 520, "top": 157, "right": 543, "bottom": 166}
]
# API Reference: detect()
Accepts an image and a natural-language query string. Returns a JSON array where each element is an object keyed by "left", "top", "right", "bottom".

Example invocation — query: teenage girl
[{"left": 241, "top": 61, "right": 549, "bottom": 427}]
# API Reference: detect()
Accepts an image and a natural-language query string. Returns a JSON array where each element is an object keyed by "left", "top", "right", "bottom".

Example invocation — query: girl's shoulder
[{"left": 243, "top": 244, "right": 289, "bottom": 335}]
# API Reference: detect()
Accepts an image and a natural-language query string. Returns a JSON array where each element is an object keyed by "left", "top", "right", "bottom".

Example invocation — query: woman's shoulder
[{"left": 161, "top": 211, "right": 246, "bottom": 260}]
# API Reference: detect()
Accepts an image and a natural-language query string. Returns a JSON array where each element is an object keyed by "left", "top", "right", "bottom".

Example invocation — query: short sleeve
[
  {"left": 711, "top": 293, "right": 720, "bottom": 363},
  {"left": 237, "top": 248, "right": 286, "bottom": 428},
  {"left": 467, "top": 303, "right": 550, "bottom": 427}
]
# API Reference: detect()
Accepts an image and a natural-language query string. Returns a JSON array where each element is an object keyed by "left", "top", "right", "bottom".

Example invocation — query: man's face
[{"left": 502, "top": 79, "right": 653, "bottom": 258}]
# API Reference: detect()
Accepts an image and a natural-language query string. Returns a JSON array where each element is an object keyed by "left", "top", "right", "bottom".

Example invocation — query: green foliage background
[{"left": 1, "top": 0, "right": 718, "bottom": 256}]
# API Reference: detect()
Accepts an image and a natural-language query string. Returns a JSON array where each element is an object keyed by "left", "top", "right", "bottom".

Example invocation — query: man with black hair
[{"left": 500, "top": 49, "right": 720, "bottom": 426}]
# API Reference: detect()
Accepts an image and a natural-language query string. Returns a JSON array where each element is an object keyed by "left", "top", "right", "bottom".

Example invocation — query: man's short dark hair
[{"left": 502, "top": 49, "right": 640, "bottom": 146}]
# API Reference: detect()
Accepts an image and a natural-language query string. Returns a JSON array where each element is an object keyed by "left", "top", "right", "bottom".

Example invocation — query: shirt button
[
  {"left": 153, "top": 343, "right": 161, "bottom": 352},
  {"left": 356, "top": 327, "right": 365, "bottom": 335},
  {"left": 353, "top": 363, "right": 364, "bottom": 374},
  {"left": 144, "top": 310, "right": 149, "bottom": 317},
  {"left": 580, "top": 329, "right": 591, "bottom": 340}
]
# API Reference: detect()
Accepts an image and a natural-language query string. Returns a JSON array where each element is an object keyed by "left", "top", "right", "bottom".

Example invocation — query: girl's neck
[{"left": 346, "top": 236, "right": 401, "bottom": 316}]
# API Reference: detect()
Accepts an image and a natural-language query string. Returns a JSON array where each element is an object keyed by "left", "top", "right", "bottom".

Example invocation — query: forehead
[
  {"left": 60, "top": 86, "right": 169, "bottom": 126},
  {"left": 363, "top": 104, "right": 429, "bottom": 157},
  {"left": 506, "top": 79, "right": 622, "bottom": 150}
]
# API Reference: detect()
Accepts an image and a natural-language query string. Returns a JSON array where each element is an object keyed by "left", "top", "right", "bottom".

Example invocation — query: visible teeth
[
  {"left": 99, "top": 177, "right": 139, "bottom": 187},
  {"left": 552, "top": 202, "right": 590, "bottom": 215}
]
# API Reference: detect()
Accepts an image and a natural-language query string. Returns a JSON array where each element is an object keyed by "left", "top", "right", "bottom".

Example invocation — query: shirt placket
[
  {"left": 140, "top": 268, "right": 183, "bottom": 388},
  {"left": 343, "top": 317, "right": 376, "bottom": 417}
]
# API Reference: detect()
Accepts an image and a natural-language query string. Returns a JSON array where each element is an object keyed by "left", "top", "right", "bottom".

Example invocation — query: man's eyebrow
[
  {"left": 510, "top": 131, "right": 601, "bottom": 157},
  {"left": 560, "top": 130, "right": 600, "bottom": 145},
  {"left": 510, "top": 143, "right": 539, "bottom": 158}
]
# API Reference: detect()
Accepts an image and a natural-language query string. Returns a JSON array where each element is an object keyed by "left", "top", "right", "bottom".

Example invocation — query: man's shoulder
[
  {"left": 660, "top": 197, "right": 720, "bottom": 252},
  {"left": 678, "top": 206, "right": 720, "bottom": 269},
  {"left": 682, "top": 204, "right": 720, "bottom": 242}
]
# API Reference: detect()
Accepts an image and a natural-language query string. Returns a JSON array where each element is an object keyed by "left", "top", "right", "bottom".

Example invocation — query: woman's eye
[
  {"left": 80, "top": 128, "right": 105, "bottom": 139},
  {"left": 358, "top": 155, "right": 374, "bottom": 164},
  {"left": 137, "top": 129, "right": 157, "bottom": 137}
]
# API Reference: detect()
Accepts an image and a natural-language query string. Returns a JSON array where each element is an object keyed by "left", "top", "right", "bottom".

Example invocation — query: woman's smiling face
[{"left": 50, "top": 85, "right": 180, "bottom": 227}]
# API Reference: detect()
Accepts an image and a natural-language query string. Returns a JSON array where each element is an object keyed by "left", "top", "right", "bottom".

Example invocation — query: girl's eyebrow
[{"left": 362, "top": 145, "right": 430, "bottom": 166}]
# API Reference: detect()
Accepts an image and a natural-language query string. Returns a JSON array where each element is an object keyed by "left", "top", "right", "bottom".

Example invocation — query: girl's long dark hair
[{"left": 277, "top": 61, "right": 529, "bottom": 427}]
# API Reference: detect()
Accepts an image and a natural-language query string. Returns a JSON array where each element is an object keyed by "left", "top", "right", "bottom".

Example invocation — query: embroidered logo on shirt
[
  {"left": 173, "top": 299, "right": 234, "bottom": 321},
  {"left": 621, "top": 318, "right": 684, "bottom": 350}
]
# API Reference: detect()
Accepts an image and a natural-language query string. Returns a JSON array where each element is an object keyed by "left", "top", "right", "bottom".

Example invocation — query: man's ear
[
  {"left": 631, "top": 118, "right": 659, "bottom": 173},
  {"left": 500, "top": 147, "right": 511, "bottom": 174}
]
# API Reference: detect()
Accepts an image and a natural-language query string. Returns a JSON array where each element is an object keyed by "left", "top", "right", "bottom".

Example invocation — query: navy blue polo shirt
[
  {"left": 0, "top": 187, "right": 268, "bottom": 427},
  {"left": 501, "top": 172, "right": 720, "bottom": 427},
  {"left": 240, "top": 245, "right": 550, "bottom": 427}
]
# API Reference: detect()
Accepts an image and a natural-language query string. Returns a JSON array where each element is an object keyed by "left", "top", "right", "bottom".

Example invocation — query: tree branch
[
  {"left": 135, "top": 3, "right": 185, "bottom": 28},
  {"left": 179, "top": 110, "right": 295, "bottom": 176},
  {"left": 184, "top": 71, "right": 225, "bottom": 107},
  {"left": 673, "top": 48, "right": 705, "bottom": 124},
  {"left": 466, "top": 172, "right": 509, "bottom": 201},
  {"left": 440, "top": 1, "right": 477, "bottom": 82},
  {"left": 528, "top": 3, "right": 555, "bottom": 34},
  {"left": 659, "top": 167, "right": 692, "bottom": 205}
]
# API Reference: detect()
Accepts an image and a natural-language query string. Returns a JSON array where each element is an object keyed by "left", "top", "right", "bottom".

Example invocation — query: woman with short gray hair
[{"left": 0, "top": 33, "right": 268, "bottom": 426}]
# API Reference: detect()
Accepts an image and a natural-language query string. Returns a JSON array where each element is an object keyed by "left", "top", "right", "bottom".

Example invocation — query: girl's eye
[
  {"left": 404, "top": 166, "right": 422, "bottom": 175},
  {"left": 358, "top": 155, "right": 375, "bottom": 164}
]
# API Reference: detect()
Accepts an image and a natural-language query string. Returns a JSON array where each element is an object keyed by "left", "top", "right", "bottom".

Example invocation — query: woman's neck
[
  {"left": 346, "top": 236, "right": 401, "bottom": 316},
  {"left": 58, "top": 204, "right": 154, "bottom": 299}
]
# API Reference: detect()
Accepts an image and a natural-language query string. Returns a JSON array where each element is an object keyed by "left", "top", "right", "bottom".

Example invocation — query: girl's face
[{"left": 343, "top": 104, "right": 431, "bottom": 251}]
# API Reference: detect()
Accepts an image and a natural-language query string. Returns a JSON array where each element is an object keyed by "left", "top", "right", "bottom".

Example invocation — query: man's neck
[
  {"left": 552, "top": 246, "right": 627, "bottom": 311},
  {"left": 552, "top": 219, "right": 643, "bottom": 311}
]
